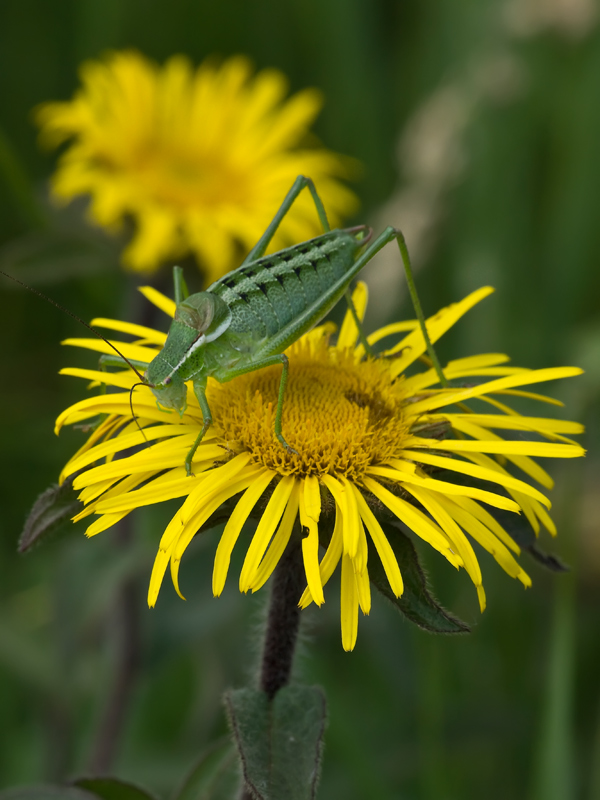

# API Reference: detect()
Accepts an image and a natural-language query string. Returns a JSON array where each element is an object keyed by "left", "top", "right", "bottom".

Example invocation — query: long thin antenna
[
  {"left": 129, "top": 381, "right": 150, "bottom": 444},
  {"left": 0, "top": 270, "right": 147, "bottom": 382}
]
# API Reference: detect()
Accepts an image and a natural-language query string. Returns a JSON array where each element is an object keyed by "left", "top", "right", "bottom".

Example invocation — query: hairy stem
[{"left": 239, "top": 538, "right": 304, "bottom": 800}]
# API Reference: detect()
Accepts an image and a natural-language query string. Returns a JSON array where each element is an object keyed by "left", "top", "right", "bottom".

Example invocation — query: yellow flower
[
  {"left": 56, "top": 283, "right": 584, "bottom": 651},
  {"left": 36, "top": 51, "right": 357, "bottom": 283}
]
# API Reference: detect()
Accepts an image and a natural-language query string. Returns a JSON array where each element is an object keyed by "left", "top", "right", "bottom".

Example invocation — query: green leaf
[
  {"left": 225, "top": 685, "right": 327, "bottom": 800},
  {"left": 73, "top": 779, "right": 157, "bottom": 800},
  {"left": 18, "top": 474, "right": 83, "bottom": 553},
  {"left": 0, "top": 788, "right": 97, "bottom": 800},
  {"left": 369, "top": 522, "right": 470, "bottom": 634},
  {"left": 172, "top": 736, "right": 239, "bottom": 800}
]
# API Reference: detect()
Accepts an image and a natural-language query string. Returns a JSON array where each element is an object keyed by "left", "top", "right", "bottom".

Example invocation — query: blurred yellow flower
[
  {"left": 36, "top": 51, "right": 357, "bottom": 283},
  {"left": 56, "top": 283, "right": 584, "bottom": 651}
]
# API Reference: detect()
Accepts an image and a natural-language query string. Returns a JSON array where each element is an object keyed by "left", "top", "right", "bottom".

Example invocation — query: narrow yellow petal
[
  {"left": 408, "top": 366, "right": 584, "bottom": 416},
  {"left": 237, "top": 475, "right": 294, "bottom": 593},
  {"left": 354, "top": 559, "right": 371, "bottom": 615},
  {"left": 444, "top": 498, "right": 531, "bottom": 587},
  {"left": 251, "top": 482, "right": 301, "bottom": 592},
  {"left": 170, "top": 470, "right": 265, "bottom": 601},
  {"left": 362, "top": 476, "right": 462, "bottom": 568},
  {"left": 404, "top": 486, "right": 483, "bottom": 598},
  {"left": 366, "top": 465, "right": 521, "bottom": 513},
  {"left": 299, "top": 503, "right": 344, "bottom": 608},
  {"left": 398, "top": 451, "right": 551, "bottom": 509},
  {"left": 60, "top": 367, "right": 137, "bottom": 390},
  {"left": 444, "top": 413, "right": 584, "bottom": 439},
  {"left": 90, "top": 317, "right": 167, "bottom": 345},
  {"left": 85, "top": 511, "right": 130, "bottom": 537},
  {"left": 340, "top": 553, "right": 359, "bottom": 651},
  {"left": 337, "top": 281, "right": 368, "bottom": 350},
  {"left": 387, "top": 287, "right": 495, "bottom": 373},
  {"left": 61, "top": 337, "right": 158, "bottom": 364},
  {"left": 353, "top": 486, "right": 403, "bottom": 598},
  {"left": 412, "top": 436, "right": 584, "bottom": 459},
  {"left": 321, "top": 474, "right": 359, "bottom": 558},
  {"left": 138, "top": 286, "right": 176, "bottom": 317},
  {"left": 299, "top": 477, "right": 324, "bottom": 606}
]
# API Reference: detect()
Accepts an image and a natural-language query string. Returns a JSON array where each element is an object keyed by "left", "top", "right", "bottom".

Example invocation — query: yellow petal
[
  {"left": 237, "top": 475, "right": 295, "bottom": 593},
  {"left": 251, "top": 482, "right": 300, "bottom": 592}
]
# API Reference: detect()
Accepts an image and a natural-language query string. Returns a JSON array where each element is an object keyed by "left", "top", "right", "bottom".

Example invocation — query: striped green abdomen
[{"left": 207, "top": 230, "right": 362, "bottom": 339}]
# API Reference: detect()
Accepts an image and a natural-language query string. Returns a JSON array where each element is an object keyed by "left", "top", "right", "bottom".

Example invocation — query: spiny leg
[
  {"left": 213, "top": 354, "right": 298, "bottom": 454},
  {"left": 242, "top": 175, "right": 331, "bottom": 265},
  {"left": 186, "top": 377, "right": 212, "bottom": 476},
  {"left": 99, "top": 354, "right": 150, "bottom": 372},
  {"left": 342, "top": 226, "right": 448, "bottom": 386}
]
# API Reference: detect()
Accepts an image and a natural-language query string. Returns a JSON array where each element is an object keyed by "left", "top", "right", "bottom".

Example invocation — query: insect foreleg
[
  {"left": 98, "top": 354, "right": 150, "bottom": 372},
  {"left": 242, "top": 175, "right": 331, "bottom": 265},
  {"left": 185, "top": 376, "right": 212, "bottom": 477}
]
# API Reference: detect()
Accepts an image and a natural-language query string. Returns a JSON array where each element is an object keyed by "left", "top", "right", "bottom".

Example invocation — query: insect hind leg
[{"left": 242, "top": 175, "right": 331, "bottom": 265}]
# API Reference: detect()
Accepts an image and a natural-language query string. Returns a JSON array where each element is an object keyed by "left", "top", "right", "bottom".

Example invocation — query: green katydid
[
  {"left": 1, "top": 175, "right": 447, "bottom": 476},
  {"left": 100, "top": 175, "right": 447, "bottom": 475}
]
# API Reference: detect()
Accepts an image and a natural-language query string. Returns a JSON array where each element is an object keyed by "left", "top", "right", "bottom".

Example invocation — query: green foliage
[
  {"left": 0, "top": 789, "right": 97, "bottom": 800},
  {"left": 225, "top": 687, "right": 326, "bottom": 800},
  {"left": 368, "top": 522, "right": 471, "bottom": 634},
  {"left": 18, "top": 475, "right": 83, "bottom": 553},
  {"left": 73, "top": 780, "right": 157, "bottom": 800},
  {"left": 0, "top": 0, "right": 598, "bottom": 798},
  {"left": 171, "top": 738, "right": 238, "bottom": 800}
]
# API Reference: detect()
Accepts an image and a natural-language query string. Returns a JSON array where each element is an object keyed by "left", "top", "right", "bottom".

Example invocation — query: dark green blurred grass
[{"left": 1, "top": 1, "right": 599, "bottom": 798}]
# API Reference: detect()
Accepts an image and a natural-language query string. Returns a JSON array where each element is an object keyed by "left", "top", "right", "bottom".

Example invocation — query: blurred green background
[{"left": 1, "top": 1, "right": 599, "bottom": 798}]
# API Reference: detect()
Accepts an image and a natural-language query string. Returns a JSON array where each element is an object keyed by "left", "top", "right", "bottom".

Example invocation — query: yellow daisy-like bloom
[
  {"left": 36, "top": 51, "right": 357, "bottom": 282},
  {"left": 56, "top": 283, "right": 584, "bottom": 650}
]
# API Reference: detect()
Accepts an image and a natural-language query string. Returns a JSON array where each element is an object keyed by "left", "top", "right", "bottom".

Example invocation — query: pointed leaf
[
  {"left": 225, "top": 685, "right": 327, "bottom": 800},
  {"left": 369, "top": 522, "right": 470, "bottom": 634},
  {"left": 73, "top": 780, "right": 157, "bottom": 800},
  {"left": 19, "top": 474, "right": 83, "bottom": 552},
  {"left": 172, "top": 736, "right": 238, "bottom": 800}
]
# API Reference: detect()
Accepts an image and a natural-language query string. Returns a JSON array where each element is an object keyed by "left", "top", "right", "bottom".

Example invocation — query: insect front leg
[
  {"left": 242, "top": 175, "right": 331, "bottom": 264},
  {"left": 186, "top": 376, "right": 213, "bottom": 476},
  {"left": 213, "top": 355, "right": 298, "bottom": 455},
  {"left": 98, "top": 354, "right": 150, "bottom": 372}
]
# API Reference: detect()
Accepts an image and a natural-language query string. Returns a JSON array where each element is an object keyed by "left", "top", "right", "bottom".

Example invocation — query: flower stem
[
  {"left": 239, "top": 538, "right": 305, "bottom": 800},
  {"left": 259, "top": 537, "right": 304, "bottom": 699}
]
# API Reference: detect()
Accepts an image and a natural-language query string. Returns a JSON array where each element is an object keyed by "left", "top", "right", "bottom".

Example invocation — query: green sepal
[
  {"left": 225, "top": 685, "right": 327, "bottom": 800},
  {"left": 18, "top": 474, "right": 83, "bottom": 553},
  {"left": 369, "top": 522, "right": 470, "bottom": 634},
  {"left": 72, "top": 780, "right": 157, "bottom": 800},
  {"left": 172, "top": 736, "right": 238, "bottom": 800},
  {"left": 0, "top": 787, "right": 97, "bottom": 800}
]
